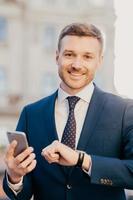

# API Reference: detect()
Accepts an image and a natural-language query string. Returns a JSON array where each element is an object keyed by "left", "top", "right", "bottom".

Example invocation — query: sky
[{"left": 114, "top": 0, "right": 133, "bottom": 98}]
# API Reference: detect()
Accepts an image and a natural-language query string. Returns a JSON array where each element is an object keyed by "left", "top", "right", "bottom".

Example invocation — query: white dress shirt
[
  {"left": 55, "top": 82, "right": 94, "bottom": 147},
  {"left": 7, "top": 82, "right": 94, "bottom": 193}
]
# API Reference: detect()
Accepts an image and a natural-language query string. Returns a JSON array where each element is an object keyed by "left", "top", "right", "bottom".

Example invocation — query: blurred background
[{"left": 0, "top": 0, "right": 133, "bottom": 199}]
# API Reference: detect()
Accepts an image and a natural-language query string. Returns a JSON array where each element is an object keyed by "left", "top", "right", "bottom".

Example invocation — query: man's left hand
[{"left": 41, "top": 140, "right": 78, "bottom": 166}]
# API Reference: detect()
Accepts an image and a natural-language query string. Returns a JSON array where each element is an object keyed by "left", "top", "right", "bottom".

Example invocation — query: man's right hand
[{"left": 4, "top": 140, "right": 37, "bottom": 184}]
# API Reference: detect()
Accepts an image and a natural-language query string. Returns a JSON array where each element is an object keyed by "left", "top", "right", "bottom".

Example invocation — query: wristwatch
[{"left": 75, "top": 151, "right": 85, "bottom": 168}]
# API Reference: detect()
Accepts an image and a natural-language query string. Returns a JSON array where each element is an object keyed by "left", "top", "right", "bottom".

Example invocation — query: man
[{"left": 3, "top": 23, "right": 133, "bottom": 200}]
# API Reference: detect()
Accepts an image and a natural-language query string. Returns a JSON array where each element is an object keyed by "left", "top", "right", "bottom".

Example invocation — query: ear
[
  {"left": 98, "top": 54, "right": 103, "bottom": 69},
  {"left": 56, "top": 50, "right": 59, "bottom": 65}
]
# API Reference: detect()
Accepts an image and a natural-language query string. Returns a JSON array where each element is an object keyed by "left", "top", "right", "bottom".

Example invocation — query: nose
[{"left": 72, "top": 58, "right": 82, "bottom": 69}]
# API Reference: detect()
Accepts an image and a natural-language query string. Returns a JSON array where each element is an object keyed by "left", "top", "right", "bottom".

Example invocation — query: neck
[{"left": 60, "top": 83, "right": 87, "bottom": 95}]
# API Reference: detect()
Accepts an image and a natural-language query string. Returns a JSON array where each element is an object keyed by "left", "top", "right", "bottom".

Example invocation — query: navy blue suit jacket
[{"left": 3, "top": 86, "right": 133, "bottom": 200}]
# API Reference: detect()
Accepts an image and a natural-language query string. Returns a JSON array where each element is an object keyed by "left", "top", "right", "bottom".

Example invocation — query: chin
[
  {"left": 68, "top": 81, "right": 87, "bottom": 88},
  {"left": 67, "top": 83, "right": 87, "bottom": 90}
]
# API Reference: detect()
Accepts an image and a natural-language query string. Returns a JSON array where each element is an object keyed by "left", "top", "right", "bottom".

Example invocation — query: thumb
[{"left": 6, "top": 140, "right": 18, "bottom": 159}]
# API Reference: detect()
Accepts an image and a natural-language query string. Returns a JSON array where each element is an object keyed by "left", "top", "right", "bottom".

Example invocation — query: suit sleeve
[
  {"left": 3, "top": 107, "right": 33, "bottom": 200},
  {"left": 90, "top": 101, "right": 133, "bottom": 189}
]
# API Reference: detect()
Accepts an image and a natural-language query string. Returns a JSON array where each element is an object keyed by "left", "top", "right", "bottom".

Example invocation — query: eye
[
  {"left": 64, "top": 53, "right": 73, "bottom": 58},
  {"left": 84, "top": 55, "right": 92, "bottom": 59}
]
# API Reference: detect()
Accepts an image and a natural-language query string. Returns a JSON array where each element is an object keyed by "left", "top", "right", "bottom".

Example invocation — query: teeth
[{"left": 71, "top": 73, "right": 82, "bottom": 76}]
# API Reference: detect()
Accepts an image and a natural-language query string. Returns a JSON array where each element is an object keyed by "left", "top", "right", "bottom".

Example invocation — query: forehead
[{"left": 60, "top": 35, "right": 101, "bottom": 53}]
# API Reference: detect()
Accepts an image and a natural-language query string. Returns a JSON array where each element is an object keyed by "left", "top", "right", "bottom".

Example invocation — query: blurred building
[
  {"left": 1, "top": 1, "right": 133, "bottom": 199},
  {"left": 0, "top": 0, "right": 116, "bottom": 137}
]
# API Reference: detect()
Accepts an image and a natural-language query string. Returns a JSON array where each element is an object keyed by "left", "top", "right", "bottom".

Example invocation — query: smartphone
[{"left": 6, "top": 131, "right": 29, "bottom": 157}]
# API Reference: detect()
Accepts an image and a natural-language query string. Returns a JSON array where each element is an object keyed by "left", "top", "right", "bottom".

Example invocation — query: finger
[
  {"left": 26, "top": 160, "right": 37, "bottom": 173},
  {"left": 41, "top": 149, "right": 52, "bottom": 159},
  {"left": 42, "top": 145, "right": 57, "bottom": 156},
  {"left": 6, "top": 140, "right": 18, "bottom": 160},
  {"left": 18, "top": 153, "right": 36, "bottom": 169},
  {"left": 42, "top": 151, "right": 59, "bottom": 163},
  {"left": 49, "top": 156, "right": 60, "bottom": 163},
  {"left": 49, "top": 152, "right": 59, "bottom": 160},
  {"left": 49, "top": 153, "right": 60, "bottom": 163},
  {"left": 41, "top": 151, "right": 51, "bottom": 163},
  {"left": 15, "top": 147, "right": 34, "bottom": 164}
]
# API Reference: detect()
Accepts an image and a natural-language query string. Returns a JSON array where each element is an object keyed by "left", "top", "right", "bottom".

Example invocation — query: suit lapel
[
  {"left": 40, "top": 91, "right": 69, "bottom": 177},
  {"left": 46, "top": 86, "right": 106, "bottom": 149},
  {"left": 77, "top": 86, "right": 107, "bottom": 151},
  {"left": 44, "top": 91, "right": 59, "bottom": 144},
  {"left": 68, "top": 86, "right": 107, "bottom": 177},
  {"left": 44, "top": 86, "right": 107, "bottom": 176}
]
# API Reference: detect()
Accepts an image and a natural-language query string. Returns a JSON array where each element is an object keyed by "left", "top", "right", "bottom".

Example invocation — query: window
[
  {"left": 43, "top": 25, "right": 56, "bottom": 53},
  {"left": 0, "top": 127, "right": 8, "bottom": 147},
  {"left": 41, "top": 71, "right": 58, "bottom": 96},
  {"left": 65, "top": 0, "right": 78, "bottom": 7},
  {"left": 89, "top": 0, "right": 105, "bottom": 7},
  {"left": 0, "top": 17, "right": 7, "bottom": 42},
  {"left": 29, "top": 0, "right": 57, "bottom": 7},
  {"left": 44, "top": 0, "right": 57, "bottom": 5},
  {"left": 0, "top": 67, "right": 7, "bottom": 94}
]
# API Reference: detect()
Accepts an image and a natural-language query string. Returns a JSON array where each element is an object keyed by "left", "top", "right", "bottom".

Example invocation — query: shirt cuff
[
  {"left": 83, "top": 155, "right": 92, "bottom": 176},
  {"left": 88, "top": 158, "right": 92, "bottom": 175},
  {"left": 6, "top": 172, "right": 23, "bottom": 195}
]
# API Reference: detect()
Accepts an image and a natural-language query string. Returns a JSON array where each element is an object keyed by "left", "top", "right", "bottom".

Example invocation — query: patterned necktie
[{"left": 61, "top": 96, "right": 80, "bottom": 149}]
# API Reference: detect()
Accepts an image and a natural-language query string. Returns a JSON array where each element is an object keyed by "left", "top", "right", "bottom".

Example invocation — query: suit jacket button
[
  {"left": 100, "top": 179, "right": 104, "bottom": 184},
  {"left": 67, "top": 184, "right": 72, "bottom": 189}
]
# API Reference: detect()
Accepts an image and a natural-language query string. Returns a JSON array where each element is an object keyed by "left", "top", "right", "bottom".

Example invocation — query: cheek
[
  {"left": 58, "top": 64, "right": 66, "bottom": 76},
  {"left": 58, "top": 60, "right": 65, "bottom": 69},
  {"left": 57, "top": 60, "right": 64, "bottom": 71},
  {"left": 85, "top": 65, "right": 98, "bottom": 79},
  {"left": 87, "top": 61, "right": 99, "bottom": 71},
  {"left": 58, "top": 57, "right": 72, "bottom": 66}
]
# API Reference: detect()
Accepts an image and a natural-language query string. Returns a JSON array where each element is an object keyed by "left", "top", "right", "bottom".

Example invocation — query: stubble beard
[{"left": 59, "top": 71, "right": 94, "bottom": 93}]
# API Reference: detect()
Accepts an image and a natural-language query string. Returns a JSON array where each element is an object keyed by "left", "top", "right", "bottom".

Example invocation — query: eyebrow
[
  {"left": 63, "top": 50, "right": 74, "bottom": 53},
  {"left": 63, "top": 50, "right": 94, "bottom": 55}
]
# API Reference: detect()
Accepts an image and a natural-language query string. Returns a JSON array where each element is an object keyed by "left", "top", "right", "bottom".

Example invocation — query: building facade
[
  {"left": 2, "top": 1, "right": 133, "bottom": 199},
  {"left": 0, "top": 0, "right": 116, "bottom": 136}
]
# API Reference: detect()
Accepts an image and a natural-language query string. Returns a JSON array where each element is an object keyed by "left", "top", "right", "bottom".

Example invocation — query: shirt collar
[{"left": 57, "top": 82, "right": 94, "bottom": 104}]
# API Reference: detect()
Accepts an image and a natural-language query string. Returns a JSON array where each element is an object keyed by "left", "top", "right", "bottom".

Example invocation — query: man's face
[{"left": 56, "top": 35, "right": 103, "bottom": 94}]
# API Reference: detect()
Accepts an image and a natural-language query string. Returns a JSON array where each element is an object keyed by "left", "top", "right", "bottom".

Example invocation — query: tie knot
[{"left": 67, "top": 96, "right": 80, "bottom": 110}]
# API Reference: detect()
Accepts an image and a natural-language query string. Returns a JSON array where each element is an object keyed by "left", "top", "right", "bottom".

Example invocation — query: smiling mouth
[
  {"left": 68, "top": 72, "right": 85, "bottom": 80},
  {"left": 69, "top": 71, "right": 84, "bottom": 75},
  {"left": 71, "top": 72, "right": 82, "bottom": 76}
]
